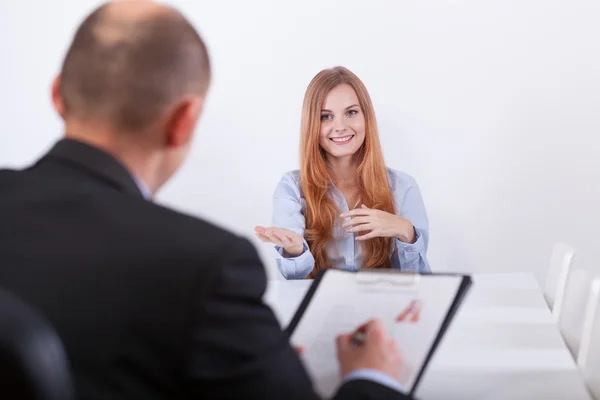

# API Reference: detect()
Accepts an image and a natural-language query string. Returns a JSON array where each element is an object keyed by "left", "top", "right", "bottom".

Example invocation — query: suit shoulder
[
  {"left": 113, "top": 196, "right": 244, "bottom": 255},
  {"left": 159, "top": 204, "right": 238, "bottom": 239},
  {"left": 137, "top": 203, "right": 266, "bottom": 287},
  {"left": 0, "top": 168, "right": 21, "bottom": 183}
]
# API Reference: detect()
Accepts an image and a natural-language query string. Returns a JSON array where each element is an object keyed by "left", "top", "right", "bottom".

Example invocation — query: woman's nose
[{"left": 333, "top": 120, "right": 346, "bottom": 133}]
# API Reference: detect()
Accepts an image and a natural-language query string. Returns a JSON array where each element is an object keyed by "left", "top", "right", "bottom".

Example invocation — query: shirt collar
[{"left": 133, "top": 176, "right": 152, "bottom": 200}]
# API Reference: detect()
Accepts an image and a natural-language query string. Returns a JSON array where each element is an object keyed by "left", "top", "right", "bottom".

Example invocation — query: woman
[{"left": 255, "top": 66, "right": 430, "bottom": 279}]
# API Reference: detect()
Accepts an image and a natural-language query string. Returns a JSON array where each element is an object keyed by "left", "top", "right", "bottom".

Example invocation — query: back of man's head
[{"left": 59, "top": 0, "right": 211, "bottom": 132}]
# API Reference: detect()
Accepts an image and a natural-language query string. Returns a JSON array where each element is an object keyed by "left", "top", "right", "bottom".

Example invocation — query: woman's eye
[
  {"left": 321, "top": 114, "right": 332, "bottom": 120},
  {"left": 347, "top": 109, "right": 358, "bottom": 116}
]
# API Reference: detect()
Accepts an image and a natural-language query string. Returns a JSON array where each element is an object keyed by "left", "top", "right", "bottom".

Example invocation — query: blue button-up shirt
[{"left": 272, "top": 169, "right": 431, "bottom": 279}]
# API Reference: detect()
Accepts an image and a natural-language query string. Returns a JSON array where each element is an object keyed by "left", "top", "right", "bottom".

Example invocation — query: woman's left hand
[{"left": 341, "top": 205, "right": 416, "bottom": 243}]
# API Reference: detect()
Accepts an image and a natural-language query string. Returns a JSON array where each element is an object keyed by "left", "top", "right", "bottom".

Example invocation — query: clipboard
[{"left": 284, "top": 269, "right": 472, "bottom": 398}]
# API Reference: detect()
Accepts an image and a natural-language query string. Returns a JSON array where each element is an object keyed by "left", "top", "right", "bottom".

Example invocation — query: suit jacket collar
[{"left": 39, "top": 138, "right": 145, "bottom": 199}]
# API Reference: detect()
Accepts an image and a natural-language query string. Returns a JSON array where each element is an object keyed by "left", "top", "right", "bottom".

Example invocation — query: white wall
[{"left": 2, "top": 0, "right": 600, "bottom": 282}]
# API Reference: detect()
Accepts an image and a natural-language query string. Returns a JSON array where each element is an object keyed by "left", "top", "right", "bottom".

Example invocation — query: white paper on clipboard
[{"left": 288, "top": 269, "right": 470, "bottom": 397}]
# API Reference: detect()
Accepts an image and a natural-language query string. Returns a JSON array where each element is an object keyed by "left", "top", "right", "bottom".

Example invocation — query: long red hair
[{"left": 300, "top": 66, "right": 396, "bottom": 278}]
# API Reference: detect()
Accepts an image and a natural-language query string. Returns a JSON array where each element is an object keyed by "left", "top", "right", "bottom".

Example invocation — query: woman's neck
[{"left": 327, "top": 155, "right": 359, "bottom": 188}]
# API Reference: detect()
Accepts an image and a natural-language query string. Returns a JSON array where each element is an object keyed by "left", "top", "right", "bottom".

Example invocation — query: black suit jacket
[{"left": 0, "top": 139, "right": 410, "bottom": 400}]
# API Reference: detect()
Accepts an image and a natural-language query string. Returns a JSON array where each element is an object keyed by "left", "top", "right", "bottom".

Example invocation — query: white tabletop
[{"left": 264, "top": 272, "right": 591, "bottom": 400}]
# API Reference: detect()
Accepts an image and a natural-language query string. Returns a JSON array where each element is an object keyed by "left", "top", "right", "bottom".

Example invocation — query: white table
[{"left": 264, "top": 273, "right": 592, "bottom": 400}]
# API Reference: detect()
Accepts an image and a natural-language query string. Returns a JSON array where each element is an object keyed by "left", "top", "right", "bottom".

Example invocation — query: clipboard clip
[{"left": 355, "top": 270, "right": 421, "bottom": 286}]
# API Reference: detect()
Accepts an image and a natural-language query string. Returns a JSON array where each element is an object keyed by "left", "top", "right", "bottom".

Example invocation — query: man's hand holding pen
[{"left": 336, "top": 319, "right": 403, "bottom": 379}]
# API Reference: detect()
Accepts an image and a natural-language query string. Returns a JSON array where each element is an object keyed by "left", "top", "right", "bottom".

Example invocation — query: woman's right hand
[{"left": 254, "top": 226, "right": 305, "bottom": 257}]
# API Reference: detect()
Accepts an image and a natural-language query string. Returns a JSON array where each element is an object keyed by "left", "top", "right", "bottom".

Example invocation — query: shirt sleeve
[
  {"left": 392, "top": 175, "right": 431, "bottom": 273},
  {"left": 272, "top": 173, "right": 315, "bottom": 279},
  {"left": 342, "top": 369, "right": 406, "bottom": 394}
]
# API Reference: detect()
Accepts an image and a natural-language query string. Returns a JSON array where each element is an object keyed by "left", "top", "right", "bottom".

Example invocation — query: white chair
[
  {"left": 577, "top": 276, "right": 600, "bottom": 399},
  {"left": 544, "top": 242, "right": 576, "bottom": 318},
  {"left": 557, "top": 268, "right": 592, "bottom": 358}
]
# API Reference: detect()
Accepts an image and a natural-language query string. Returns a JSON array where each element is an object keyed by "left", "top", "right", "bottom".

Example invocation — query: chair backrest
[
  {"left": 0, "top": 288, "right": 75, "bottom": 400},
  {"left": 578, "top": 277, "right": 600, "bottom": 399},
  {"left": 557, "top": 269, "right": 592, "bottom": 358},
  {"left": 544, "top": 242, "right": 576, "bottom": 317}
]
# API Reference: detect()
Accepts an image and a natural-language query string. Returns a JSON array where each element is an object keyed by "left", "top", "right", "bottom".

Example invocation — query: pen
[{"left": 350, "top": 331, "right": 366, "bottom": 347}]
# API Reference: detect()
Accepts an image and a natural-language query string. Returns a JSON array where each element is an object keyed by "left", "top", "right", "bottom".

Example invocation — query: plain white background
[{"left": 1, "top": 0, "right": 600, "bottom": 281}]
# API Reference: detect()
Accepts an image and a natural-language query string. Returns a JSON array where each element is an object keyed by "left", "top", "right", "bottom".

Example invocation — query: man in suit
[{"left": 0, "top": 1, "right": 410, "bottom": 399}]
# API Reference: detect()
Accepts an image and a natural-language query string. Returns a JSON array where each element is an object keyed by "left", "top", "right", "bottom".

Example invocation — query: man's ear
[
  {"left": 51, "top": 76, "right": 66, "bottom": 119},
  {"left": 165, "top": 96, "right": 205, "bottom": 148}
]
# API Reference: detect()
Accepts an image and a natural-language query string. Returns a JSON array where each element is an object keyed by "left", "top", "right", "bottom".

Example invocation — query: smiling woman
[{"left": 255, "top": 66, "right": 431, "bottom": 279}]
